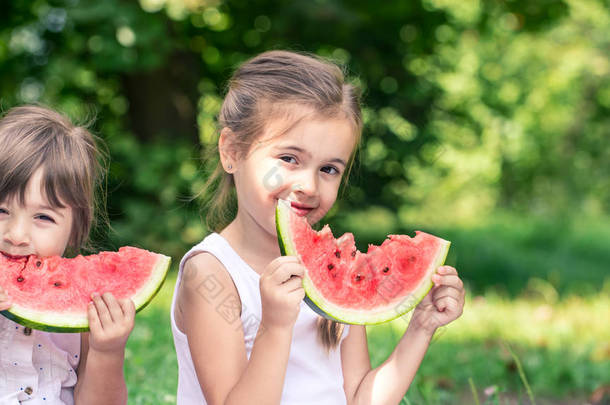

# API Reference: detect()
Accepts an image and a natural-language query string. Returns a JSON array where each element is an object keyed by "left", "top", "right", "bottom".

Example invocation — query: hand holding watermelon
[
  {"left": 410, "top": 265, "right": 465, "bottom": 334},
  {"left": 259, "top": 256, "right": 306, "bottom": 331},
  {"left": 87, "top": 292, "right": 135, "bottom": 353}
]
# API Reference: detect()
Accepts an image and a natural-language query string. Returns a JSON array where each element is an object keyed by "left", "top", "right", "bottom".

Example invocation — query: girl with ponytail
[{"left": 170, "top": 50, "right": 465, "bottom": 405}]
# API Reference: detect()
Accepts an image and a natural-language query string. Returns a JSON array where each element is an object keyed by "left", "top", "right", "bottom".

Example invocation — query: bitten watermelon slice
[
  {"left": 0, "top": 247, "right": 170, "bottom": 332},
  {"left": 275, "top": 199, "right": 450, "bottom": 325}
]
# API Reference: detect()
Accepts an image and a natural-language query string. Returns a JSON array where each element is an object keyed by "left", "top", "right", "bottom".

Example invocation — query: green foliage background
[
  {"left": 2, "top": 0, "right": 609, "bottom": 292},
  {"left": 2, "top": 0, "right": 609, "bottom": 401},
  {"left": 3, "top": 0, "right": 608, "bottom": 252}
]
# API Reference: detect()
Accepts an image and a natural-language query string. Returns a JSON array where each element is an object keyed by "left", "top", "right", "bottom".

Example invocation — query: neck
[{"left": 220, "top": 209, "right": 281, "bottom": 274}]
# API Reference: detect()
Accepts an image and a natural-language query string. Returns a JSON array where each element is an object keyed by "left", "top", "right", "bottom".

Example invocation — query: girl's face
[
  {"left": 227, "top": 114, "right": 356, "bottom": 239},
  {"left": 0, "top": 169, "right": 73, "bottom": 258}
]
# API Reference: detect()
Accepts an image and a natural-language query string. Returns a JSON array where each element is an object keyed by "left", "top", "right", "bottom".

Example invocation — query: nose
[
  {"left": 3, "top": 217, "right": 30, "bottom": 247},
  {"left": 292, "top": 169, "right": 318, "bottom": 198}
]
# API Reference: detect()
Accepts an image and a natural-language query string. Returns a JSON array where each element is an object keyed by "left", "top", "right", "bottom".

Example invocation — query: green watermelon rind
[
  {"left": 1, "top": 254, "right": 171, "bottom": 333},
  {"left": 276, "top": 199, "right": 451, "bottom": 325}
]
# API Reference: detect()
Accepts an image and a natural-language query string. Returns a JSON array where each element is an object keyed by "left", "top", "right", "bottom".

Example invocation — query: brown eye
[
  {"left": 36, "top": 214, "right": 56, "bottom": 224},
  {"left": 280, "top": 156, "right": 297, "bottom": 164},
  {"left": 321, "top": 166, "right": 339, "bottom": 175}
]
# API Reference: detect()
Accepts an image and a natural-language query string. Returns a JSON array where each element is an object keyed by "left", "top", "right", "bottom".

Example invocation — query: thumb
[{"left": 0, "top": 292, "right": 12, "bottom": 311}]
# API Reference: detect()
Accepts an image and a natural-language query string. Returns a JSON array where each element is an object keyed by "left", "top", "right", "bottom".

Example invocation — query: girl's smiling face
[
  {"left": 0, "top": 169, "right": 74, "bottom": 259},
  {"left": 225, "top": 113, "right": 356, "bottom": 239}
]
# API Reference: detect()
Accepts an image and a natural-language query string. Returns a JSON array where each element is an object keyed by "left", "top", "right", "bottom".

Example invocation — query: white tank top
[{"left": 170, "top": 233, "right": 348, "bottom": 405}]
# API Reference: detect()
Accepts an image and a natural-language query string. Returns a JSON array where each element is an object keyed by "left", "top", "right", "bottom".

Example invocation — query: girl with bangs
[{"left": 0, "top": 105, "right": 134, "bottom": 405}]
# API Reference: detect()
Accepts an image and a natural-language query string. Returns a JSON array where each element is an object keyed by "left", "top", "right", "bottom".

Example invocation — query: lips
[
  {"left": 290, "top": 201, "right": 313, "bottom": 217},
  {"left": 0, "top": 251, "right": 29, "bottom": 260}
]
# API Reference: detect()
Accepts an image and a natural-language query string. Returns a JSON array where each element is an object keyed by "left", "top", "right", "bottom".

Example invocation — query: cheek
[
  {"left": 259, "top": 162, "right": 286, "bottom": 192},
  {"left": 58, "top": 212, "right": 75, "bottom": 252},
  {"left": 250, "top": 159, "right": 295, "bottom": 196},
  {"left": 322, "top": 177, "right": 341, "bottom": 199}
]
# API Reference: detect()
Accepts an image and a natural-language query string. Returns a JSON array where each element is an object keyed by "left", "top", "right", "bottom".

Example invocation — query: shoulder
[
  {"left": 181, "top": 251, "right": 237, "bottom": 295},
  {"left": 176, "top": 252, "right": 241, "bottom": 319}
]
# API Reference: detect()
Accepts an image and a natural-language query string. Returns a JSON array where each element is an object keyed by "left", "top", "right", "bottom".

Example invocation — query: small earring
[{"left": 227, "top": 164, "right": 232, "bottom": 170}]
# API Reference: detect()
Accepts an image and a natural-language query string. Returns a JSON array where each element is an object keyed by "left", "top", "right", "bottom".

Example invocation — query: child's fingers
[
  {"left": 437, "top": 266, "right": 458, "bottom": 276},
  {"left": 282, "top": 276, "right": 304, "bottom": 293},
  {"left": 434, "top": 295, "right": 462, "bottom": 314},
  {"left": 432, "top": 274, "right": 464, "bottom": 290},
  {"left": 0, "top": 291, "right": 11, "bottom": 311},
  {"left": 288, "top": 286, "right": 306, "bottom": 303},
  {"left": 433, "top": 284, "right": 465, "bottom": 301},
  {"left": 271, "top": 262, "right": 304, "bottom": 284},
  {"left": 91, "top": 293, "right": 113, "bottom": 328},
  {"left": 87, "top": 301, "right": 103, "bottom": 334},
  {"left": 118, "top": 298, "right": 136, "bottom": 322},
  {"left": 265, "top": 256, "right": 301, "bottom": 274},
  {"left": 434, "top": 293, "right": 462, "bottom": 309},
  {"left": 101, "top": 292, "right": 124, "bottom": 322},
  {"left": 261, "top": 256, "right": 301, "bottom": 286}
]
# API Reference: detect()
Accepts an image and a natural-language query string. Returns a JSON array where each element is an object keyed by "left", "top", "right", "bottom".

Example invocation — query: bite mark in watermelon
[
  {"left": 0, "top": 247, "right": 171, "bottom": 332},
  {"left": 275, "top": 199, "right": 450, "bottom": 325}
]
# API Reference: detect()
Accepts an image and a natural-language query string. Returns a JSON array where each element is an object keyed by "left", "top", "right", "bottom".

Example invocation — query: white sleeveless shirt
[
  {"left": 0, "top": 317, "right": 80, "bottom": 405},
  {"left": 171, "top": 233, "right": 348, "bottom": 405}
]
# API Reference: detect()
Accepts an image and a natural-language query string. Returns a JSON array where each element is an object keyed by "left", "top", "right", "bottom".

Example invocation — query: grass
[
  {"left": 504, "top": 342, "right": 537, "bottom": 405},
  {"left": 366, "top": 290, "right": 610, "bottom": 404},
  {"left": 125, "top": 274, "right": 177, "bottom": 404}
]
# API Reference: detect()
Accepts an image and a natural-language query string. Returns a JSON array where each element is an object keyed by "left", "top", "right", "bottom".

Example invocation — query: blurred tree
[{"left": 0, "top": 0, "right": 607, "bottom": 258}]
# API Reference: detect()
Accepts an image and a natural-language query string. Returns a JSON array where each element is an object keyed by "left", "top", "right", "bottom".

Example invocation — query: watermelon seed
[
  {"left": 383, "top": 267, "right": 390, "bottom": 273},
  {"left": 334, "top": 250, "right": 341, "bottom": 258},
  {"left": 409, "top": 256, "right": 416, "bottom": 262},
  {"left": 35, "top": 261, "right": 41, "bottom": 267},
  {"left": 17, "top": 276, "right": 24, "bottom": 282},
  {"left": 327, "top": 264, "right": 334, "bottom": 270},
  {"left": 354, "top": 274, "right": 363, "bottom": 282},
  {"left": 53, "top": 282, "right": 62, "bottom": 287},
  {"left": 351, "top": 250, "right": 357, "bottom": 257}
]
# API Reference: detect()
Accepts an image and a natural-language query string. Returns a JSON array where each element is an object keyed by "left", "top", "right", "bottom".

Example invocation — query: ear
[{"left": 218, "top": 127, "right": 238, "bottom": 173}]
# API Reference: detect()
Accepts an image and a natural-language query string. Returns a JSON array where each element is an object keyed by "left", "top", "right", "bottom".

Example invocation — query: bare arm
[
  {"left": 74, "top": 293, "right": 135, "bottom": 405},
  {"left": 342, "top": 266, "right": 465, "bottom": 405},
  {"left": 177, "top": 254, "right": 304, "bottom": 405},
  {"left": 342, "top": 321, "right": 434, "bottom": 405}
]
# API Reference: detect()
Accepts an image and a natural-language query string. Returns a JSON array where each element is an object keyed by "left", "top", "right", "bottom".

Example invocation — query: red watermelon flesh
[
  {"left": 0, "top": 247, "right": 170, "bottom": 332},
  {"left": 276, "top": 199, "right": 450, "bottom": 324}
]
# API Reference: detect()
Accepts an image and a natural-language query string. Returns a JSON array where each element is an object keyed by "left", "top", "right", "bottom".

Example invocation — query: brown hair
[
  {"left": 0, "top": 105, "right": 105, "bottom": 253},
  {"left": 201, "top": 50, "right": 363, "bottom": 350}
]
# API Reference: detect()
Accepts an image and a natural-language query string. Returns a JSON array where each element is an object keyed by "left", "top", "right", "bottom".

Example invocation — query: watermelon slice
[
  {"left": 0, "top": 247, "right": 171, "bottom": 332},
  {"left": 275, "top": 199, "right": 450, "bottom": 325}
]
